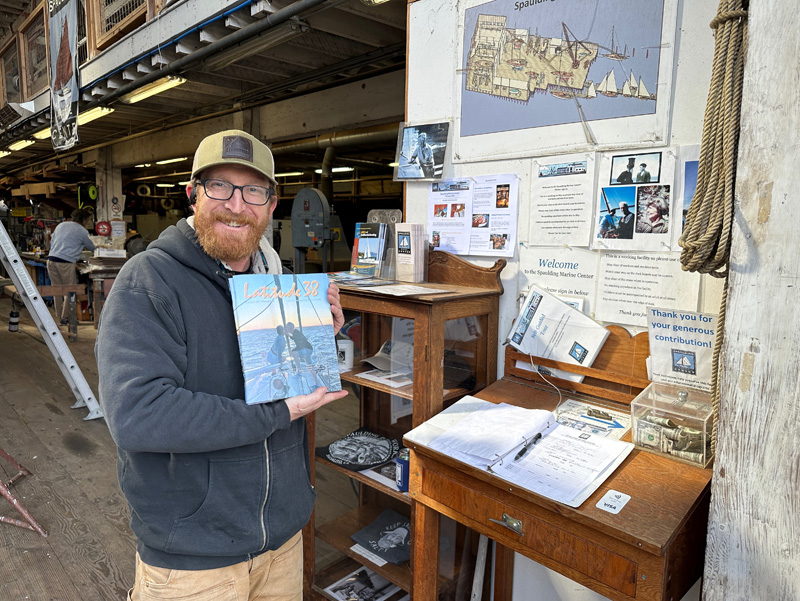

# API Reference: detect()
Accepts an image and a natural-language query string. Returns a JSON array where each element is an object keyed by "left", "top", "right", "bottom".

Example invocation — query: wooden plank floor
[{"left": 0, "top": 296, "right": 358, "bottom": 599}]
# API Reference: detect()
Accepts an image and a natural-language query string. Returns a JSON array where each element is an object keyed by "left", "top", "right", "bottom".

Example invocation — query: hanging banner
[{"left": 48, "top": 0, "right": 79, "bottom": 151}]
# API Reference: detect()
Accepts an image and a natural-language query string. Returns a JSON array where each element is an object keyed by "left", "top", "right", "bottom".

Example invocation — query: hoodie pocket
[{"left": 166, "top": 455, "right": 264, "bottom": 557}]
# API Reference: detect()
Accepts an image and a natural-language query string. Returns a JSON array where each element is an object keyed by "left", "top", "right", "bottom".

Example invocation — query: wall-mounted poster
[
  {"left": 455, "top": 0, "right": 678, "bottom": 162},
  {"left": 394, "top": 122, "right": 450, "bottom": 181},
  {"left": 673, "top": 144, "right": 699, "bottom": 250},
  {"left": 591, "top": 148, "right": 676, "bottom": 252}
]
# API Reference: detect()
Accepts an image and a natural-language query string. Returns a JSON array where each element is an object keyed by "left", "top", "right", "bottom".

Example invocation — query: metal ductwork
[{"left": 271, "top": 123, "right": 400, "bottom": 155}]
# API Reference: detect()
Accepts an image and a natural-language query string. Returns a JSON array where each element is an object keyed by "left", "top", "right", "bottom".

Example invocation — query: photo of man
[
  {"left": 609, "top": 152, "right": 663, "bottom": 185},
  {"left": 395, "top": 122, "right": 450, "bottom": 180}
]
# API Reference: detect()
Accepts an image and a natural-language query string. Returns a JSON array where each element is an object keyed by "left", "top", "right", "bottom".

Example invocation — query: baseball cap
[{"left": 191, "top": 130, "right": 277, "bottom": 186}]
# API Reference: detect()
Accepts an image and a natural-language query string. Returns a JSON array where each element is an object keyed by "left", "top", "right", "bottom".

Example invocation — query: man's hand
[
  {"left": 286, "top": 387, "right": 349, "bottom": 421},
  {"left": 328, "top": 282, "right": 344, "bottom": 335}
]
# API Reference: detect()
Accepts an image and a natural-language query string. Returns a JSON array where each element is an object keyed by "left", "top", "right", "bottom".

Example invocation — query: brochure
[{"left": 350, "top": 508, "right": 411, "bottom": 565}]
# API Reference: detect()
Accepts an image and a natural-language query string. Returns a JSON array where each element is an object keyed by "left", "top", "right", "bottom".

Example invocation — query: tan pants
[
  {"left": 46, "top": 260, "right": 77, "bottom": 321},
  {"left": 128, "top": 531, "right": 302, "bottom": 601}
]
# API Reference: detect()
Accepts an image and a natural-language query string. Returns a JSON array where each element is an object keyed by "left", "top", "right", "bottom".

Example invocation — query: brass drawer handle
[{"left": 489, "top": 513, "right": 523, "bottom": 536}]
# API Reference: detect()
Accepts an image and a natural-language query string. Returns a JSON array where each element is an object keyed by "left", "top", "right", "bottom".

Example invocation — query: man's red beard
[{"left": 194, "top": 205, "right": 268, "bottom": 264}]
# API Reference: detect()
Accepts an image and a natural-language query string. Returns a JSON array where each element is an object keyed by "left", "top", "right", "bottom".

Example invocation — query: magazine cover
[
  {"left": 316, "top": 428, "right": 400, "bottom": 471},
  {"left": 229, "top": 274, "right": 342, "bottom": 404},
  {"left": 351, "top": 223, "right": 387, "bottom": 276},
  {"left": 351, "top": 508, "right": 411, "bottom": 565},
  {"left": 323, "top": 566, "right": 400, "bottom": 601}
]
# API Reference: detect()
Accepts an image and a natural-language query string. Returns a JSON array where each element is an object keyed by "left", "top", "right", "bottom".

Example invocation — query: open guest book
[{"left": 405, "top": 396, "right": 633, "bottom": 508}]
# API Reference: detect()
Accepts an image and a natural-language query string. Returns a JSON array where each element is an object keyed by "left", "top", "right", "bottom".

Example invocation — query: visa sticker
[{"left": 596, "top": 490, "right": 631, "bottom": 514}]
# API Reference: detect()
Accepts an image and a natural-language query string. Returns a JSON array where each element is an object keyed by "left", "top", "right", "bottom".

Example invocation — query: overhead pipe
[
  {"left": 271, "top": 123, "right": 400, "bottom": 155},
  {"left": 83, "top": 0, "right": 338, "bottom": 109}
]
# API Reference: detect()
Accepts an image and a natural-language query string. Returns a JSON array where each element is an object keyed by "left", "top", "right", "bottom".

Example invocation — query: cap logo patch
[{"left": 222, "top": 135, "right": 253, "bottom": 162}]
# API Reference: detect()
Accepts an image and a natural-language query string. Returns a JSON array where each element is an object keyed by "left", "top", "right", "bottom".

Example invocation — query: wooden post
[{"left": 703, "top": 2, "right": 800, "bottom": 599}]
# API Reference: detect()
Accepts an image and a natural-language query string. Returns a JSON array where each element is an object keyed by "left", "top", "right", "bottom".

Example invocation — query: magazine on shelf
[
  {"left": 323, "top": 566, "right": 401, "bottom": 601},
  {"left": 351, "top": 222, "right": 389, "bottom": 277},
  {"left": 406, "top": 397, "right": 633, "bottom": 508},
  {"left": 360, "top": 459, "right": 400, "bottom": 491},
  {"left": 229, "top": 274, "right": 341, "bottom": 404},
  {"left": 507, "top": 284, "right": 610, "bottom": 383},
  {"left": 351, "top": 508, "right": 412, "bottom": 565},
  {"left": 316, "top": 428, "right": 400, "bottom": 471}
]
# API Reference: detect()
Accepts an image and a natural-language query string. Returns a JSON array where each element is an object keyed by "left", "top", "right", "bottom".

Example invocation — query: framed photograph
[{"left": 394, "top": 122, "right": 450, "bottom": 181}]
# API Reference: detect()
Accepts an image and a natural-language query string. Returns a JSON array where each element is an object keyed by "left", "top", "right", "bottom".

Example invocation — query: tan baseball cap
[{"left": 191, "top": 130, "right": 277, "bottom": 186}]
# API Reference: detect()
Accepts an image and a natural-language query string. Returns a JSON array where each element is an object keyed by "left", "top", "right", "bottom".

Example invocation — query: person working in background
[
  {"left": 96, "top": 129, "right": 347, "bottom": 600},
  {"left": 47, "top": 208, "right": 95, "bottom": 325}
]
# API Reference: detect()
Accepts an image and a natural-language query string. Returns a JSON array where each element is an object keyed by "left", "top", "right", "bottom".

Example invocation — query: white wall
[{"left": 406, "top": 0, "right": 721, "bottom": 598}]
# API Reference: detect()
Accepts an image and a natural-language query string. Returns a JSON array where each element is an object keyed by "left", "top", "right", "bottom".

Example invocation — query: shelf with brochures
[
  {"left": 316, "top": 455, "right": 411, "bottom": 505},
  {"left": 338, "top": 365, "right": 471, "bottom": 404},
  {"left": 315, "top": 505, "right": 412, "bottom": 593},
  {"left": 306, "top": 250, "right": 506, "bottom": 600}
]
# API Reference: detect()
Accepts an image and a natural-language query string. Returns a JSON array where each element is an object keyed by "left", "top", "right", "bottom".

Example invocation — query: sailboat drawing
[
  {"left": 603, "top": 26, "right": 629, "bottom": 61},
  {"left": 596, "top": 70, "right": 618, "bottom": 97}
]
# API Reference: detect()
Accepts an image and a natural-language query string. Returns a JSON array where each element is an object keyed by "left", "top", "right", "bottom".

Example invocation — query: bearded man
[{"left": 96, "top": 130, "right": 347, "bottom": 600}]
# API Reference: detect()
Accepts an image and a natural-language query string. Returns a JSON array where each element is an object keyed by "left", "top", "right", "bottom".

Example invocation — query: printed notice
[
  {"left": 594, "top": 252, "right": 700, "bottom": 327},
  {"left": 468, "top": 173, "right": 518, "bottom": 257},
  {"left": 518, "top": 246, "right": 600, "bottom": 315},
  {"left": 428, "top": 179, "right": 472, "bottom": 254},
  {"left": 530, "top": 153, "right": 596, "bottom": 246},
  {"left": 647, "top": 307, "right": 716, "bottom": 392}
]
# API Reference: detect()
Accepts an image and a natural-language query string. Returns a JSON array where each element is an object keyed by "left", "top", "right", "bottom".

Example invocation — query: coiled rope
[{"left": 678, "top": 1, "right": 747, "bottom": 454}]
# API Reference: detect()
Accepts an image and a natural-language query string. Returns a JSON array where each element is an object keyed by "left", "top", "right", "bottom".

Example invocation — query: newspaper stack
[{"left": 394, "top": 223, "right": 426, "bottom": 282}]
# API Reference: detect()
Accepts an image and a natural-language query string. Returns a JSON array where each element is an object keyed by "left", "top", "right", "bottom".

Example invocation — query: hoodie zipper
[{"left": 258, "top": 439, "right": 270, "bottom": 551}]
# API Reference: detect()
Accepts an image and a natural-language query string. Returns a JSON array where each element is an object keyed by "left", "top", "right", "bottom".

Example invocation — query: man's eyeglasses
[{"left": 200, "top": 179, "right": 274, "bottom": 206}]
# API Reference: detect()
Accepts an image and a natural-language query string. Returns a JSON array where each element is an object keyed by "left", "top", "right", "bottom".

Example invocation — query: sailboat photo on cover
[{"left": 229, "top": 273, "right": 342, "bottom": 404}]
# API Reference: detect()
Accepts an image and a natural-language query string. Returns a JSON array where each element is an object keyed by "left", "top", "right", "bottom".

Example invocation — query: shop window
[
  {"left": 21, "top": 8, "right": 49, "bottom": 99},
  {"left": 1, "top": 40, "right": 21, "bottom": 105},
  {"left": 95, "top": 0, "right": 147, "bottom": 50}
]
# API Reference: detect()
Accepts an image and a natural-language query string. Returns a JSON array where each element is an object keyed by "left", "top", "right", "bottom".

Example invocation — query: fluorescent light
[
  {"left": 33, "top": 127, "right": 51, "bottom": 140},
  {"left": 155, "top": 157, "right": 188, "bottom": 165},
  {"left": 0, "top": 150, "right": 10, "bottom": 157},
  {"left": 9, "top": 139, "right": 35, "bottom": 151},
  {"left": 77, "top": 106, "right": 114, "bottom": 125},
  {"left": 388, "top": 162, "right": 399, "bottom": 167},
  {"left": 314, "top": 167, "right": 354, "bottom": 174},
  {"left": 135, "top": 163, "right": 152, "bottom": 168},
  {"left": 274, "top": 171, "right": 304, "bottom": 178},
  {"left": 156, "top": 183, "right": 175, "bottom": 188},
  {"left": 178, "top": 180, "right": 191, "bottom": 186},
  {"left": 120, "top": 75, "right": 187, "bottom": 104},
  {"left": 206, "top": 19, "right": 308, "bottom": 71}
]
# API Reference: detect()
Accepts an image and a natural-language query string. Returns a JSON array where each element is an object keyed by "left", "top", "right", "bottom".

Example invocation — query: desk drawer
[{"left": 419, "top": 466, "right": 638, "bottom": 598}]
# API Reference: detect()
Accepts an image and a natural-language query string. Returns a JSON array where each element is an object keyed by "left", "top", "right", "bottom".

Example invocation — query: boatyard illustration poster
[
  {"left": 229, "top": 274, "right": 341, "bottom": 404},
  {"left": 457, "top": 0, "right": 677, "bottom": 160}
]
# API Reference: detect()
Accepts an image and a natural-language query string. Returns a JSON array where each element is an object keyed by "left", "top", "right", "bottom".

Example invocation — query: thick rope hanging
[{"left": 678, "top": 0, "right": 747, "bottom": 454}]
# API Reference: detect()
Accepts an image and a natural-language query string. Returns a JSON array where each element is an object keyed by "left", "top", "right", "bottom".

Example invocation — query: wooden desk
[{"left": 405, "top": 332, "right": 712, "bottom": 601}]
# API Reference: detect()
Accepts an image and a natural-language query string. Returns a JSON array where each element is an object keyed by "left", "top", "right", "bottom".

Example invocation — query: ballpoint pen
[{"left": 514, "top": 432, "right": 542, "bottom": 462}]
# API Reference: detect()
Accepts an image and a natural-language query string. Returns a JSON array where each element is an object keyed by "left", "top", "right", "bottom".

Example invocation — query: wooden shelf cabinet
[{"left": 303, "top": 251, "right": 506, "bottom": 600}]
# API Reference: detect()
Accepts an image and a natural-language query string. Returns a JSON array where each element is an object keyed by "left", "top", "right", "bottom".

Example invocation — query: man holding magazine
[{"left": 96, "top": 130, "right": 347, "bottom": 600}]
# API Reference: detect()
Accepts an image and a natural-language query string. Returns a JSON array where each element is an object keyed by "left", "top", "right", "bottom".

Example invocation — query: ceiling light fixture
[
  {"left": 274, "top": 171, "right": 304, "bottom": 178},
  {"left": 156, "top": 183, "right": 175, "bottom": 188},
  {"left": 8, "top": 139, "right": 35, "bottom": 151},
  {"left": 155, "top": 157, "right": 188, "bottom": 165},
  {"left": 77, "top": 106, "right": 115, "bottom": 125},
  {"left": 135, "top": 163, "right": 152, "bottom": 168},
  {"left": 33, "top": 126, "right": 51, "bottom": 140},
  {"left": 120, "top": 75, "right": 187, "bottom": 104},
  {"left": 205, "top": 19, "right": 309, "bottom": 71},
  {"left": 0, "top": 150, "right": 10, "bottom": 158},
  {"left": 314, "top": 167, "right": 354, "bottom": 174},
  {"left": 388, "top": 162, "right": 399, "bottom": 167}
]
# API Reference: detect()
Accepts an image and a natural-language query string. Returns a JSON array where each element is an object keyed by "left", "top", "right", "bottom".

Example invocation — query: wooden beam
[
  {"left": 11, "top": 182, "right": 56, "bottom": 197},
  {"left": 703, "top": 1, "right": 800, "bottom": 600}
]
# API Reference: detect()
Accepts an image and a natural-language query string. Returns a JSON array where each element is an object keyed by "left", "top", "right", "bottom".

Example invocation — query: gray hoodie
[{"left": 96, "top": 219, "right": 314, "bottom": 570}]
